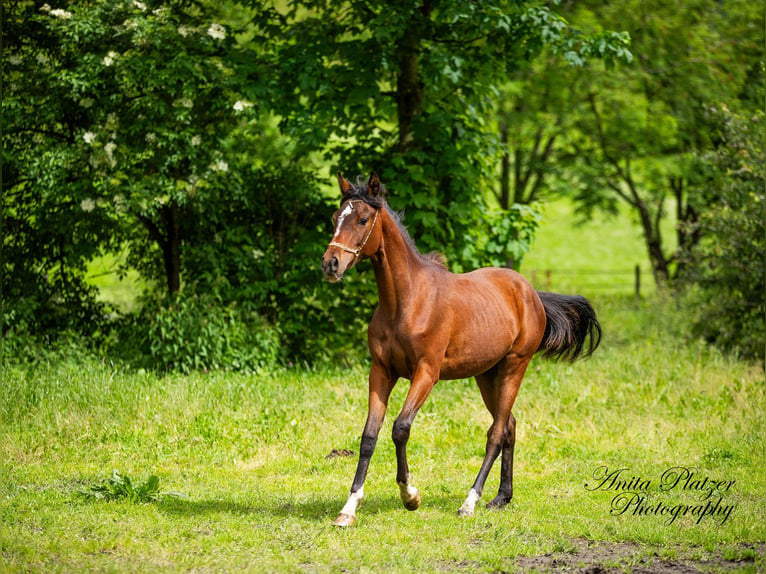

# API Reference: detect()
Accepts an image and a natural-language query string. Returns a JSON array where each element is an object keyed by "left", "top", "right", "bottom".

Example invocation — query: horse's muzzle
[{"left": 322, "top": 252, "right": 343, "bottom": 282}]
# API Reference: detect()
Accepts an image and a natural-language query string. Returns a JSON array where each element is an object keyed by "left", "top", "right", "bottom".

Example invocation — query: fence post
[{"left": 634, "top": 264, "right": 641, "bottom": 299}]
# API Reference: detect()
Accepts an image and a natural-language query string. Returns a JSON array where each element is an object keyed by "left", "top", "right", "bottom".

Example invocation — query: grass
[
  {"left": 4, "top": 199, "right": 763, "bottom": 572},
  {"left": 1, "top": 297, "right": 764, "bottom": 572},
  {"left": 520, "top": 197, "right": 676, "bottom": 296}
]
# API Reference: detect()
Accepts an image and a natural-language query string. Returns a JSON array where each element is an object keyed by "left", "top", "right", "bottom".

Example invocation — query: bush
[
  {"left": 678, "top": 108, "right": 765, "bottom": 360},
  {"left": 118, "top": 291, "right": 280, "bottom": 373}
]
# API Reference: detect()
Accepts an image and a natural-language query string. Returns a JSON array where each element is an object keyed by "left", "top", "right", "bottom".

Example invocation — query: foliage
[
  {"left": 78, "top": 470, "right": 181, "bottom": 503},
  {"left": 122, "top": 290, "right": 280, "bottom": 373},
  {"left": 251, "top": 0, "right": 630, "bottom": 271},
  {"left": 507, "top": 0, "right": 762, "bottom": 284},
  {"left": 679, "top": 108, "right": 766, "bottom": 360},
  {"left": 3, "top": 0, "right": 254, "bottom": 327}
]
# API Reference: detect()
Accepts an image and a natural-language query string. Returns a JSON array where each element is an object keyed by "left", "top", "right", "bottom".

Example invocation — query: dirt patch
[
  {"left": 326, "top": 448, "right": 354, "bottom": 459},
  {"left": 511, "top": 540, "right": 764, "bottom": 573}
]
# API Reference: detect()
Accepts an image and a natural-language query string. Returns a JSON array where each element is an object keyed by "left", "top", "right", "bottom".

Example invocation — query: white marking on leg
[
  {"left": 339, "top": 486, "right": 364, "bottom": 517},
  {"left": 398, "top": 482, "right": 419, "bottom": 503},
  {"left": 458, "top": 488, "right": 481, "bottom": 516},
  {"left": 332, "top": 203, "right": 354, "bottom": 239}
]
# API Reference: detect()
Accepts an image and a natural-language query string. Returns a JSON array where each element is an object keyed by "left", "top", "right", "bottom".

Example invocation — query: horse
[{"left": 321, "top": 172, "right": 601, "bottom": 527}]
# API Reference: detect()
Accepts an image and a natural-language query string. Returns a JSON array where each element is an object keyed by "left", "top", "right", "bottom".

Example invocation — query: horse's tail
[{"left": 536, "top": 291, "right": 602, "bottom": 362}]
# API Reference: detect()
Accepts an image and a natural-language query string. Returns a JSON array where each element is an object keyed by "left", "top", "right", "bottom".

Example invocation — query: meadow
[{"left": 2, "top": 200, "right": 764, "bottom": 573}]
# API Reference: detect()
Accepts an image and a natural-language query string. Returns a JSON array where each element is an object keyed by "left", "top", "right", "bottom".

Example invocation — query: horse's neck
[{"left": 370, "top": 211, "right": 429, "bottom": 319}]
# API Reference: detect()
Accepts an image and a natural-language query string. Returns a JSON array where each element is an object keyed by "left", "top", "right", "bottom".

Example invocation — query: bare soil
[{"left": 510, "top": 539, "right": 764, "bottom": 573}]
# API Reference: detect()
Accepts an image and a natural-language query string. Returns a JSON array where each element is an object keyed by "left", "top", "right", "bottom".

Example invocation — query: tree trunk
[
  {"left": 499, "top": 120, "right": 510, "bottom": 209},
  {"left": 160, "top": 203, "right": 181, "bottom": 295},
  {"left": 395, "top": 3, "right": 430, "bottom": 151},
  {"left": 137, "top": 203, "right": 182, "bottom": 296},
  {"left": 634, "top": 199, "right": 670, "bottom": 284}
]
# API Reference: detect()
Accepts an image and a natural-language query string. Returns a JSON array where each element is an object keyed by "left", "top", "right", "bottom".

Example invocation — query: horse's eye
[{"left": 359, "top": 218, "right": 369, "bottom": 225}]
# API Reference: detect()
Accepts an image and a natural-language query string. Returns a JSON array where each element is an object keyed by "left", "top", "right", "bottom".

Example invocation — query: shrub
[{"left": 120, "top": 291, "right": 280, "bottom": 373}]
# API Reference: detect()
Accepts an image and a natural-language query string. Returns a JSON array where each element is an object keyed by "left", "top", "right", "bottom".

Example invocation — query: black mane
[
  {"left": 342, "top": 175, "right": 447, "bottom": 269},
  {"left": 340, "top": 175, "right": 387, "bottom": 209}
]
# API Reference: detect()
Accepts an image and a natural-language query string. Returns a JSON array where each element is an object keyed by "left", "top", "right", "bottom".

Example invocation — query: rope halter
[{"left": 327, "top": 200, "right": 380, "bottom": 264}]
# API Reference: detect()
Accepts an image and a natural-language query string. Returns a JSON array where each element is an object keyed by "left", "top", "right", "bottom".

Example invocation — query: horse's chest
[{"left": 369, "top": 318, "right": 446, "bottom": 379}]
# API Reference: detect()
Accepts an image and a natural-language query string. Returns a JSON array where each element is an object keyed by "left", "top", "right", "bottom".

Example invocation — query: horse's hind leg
[
  {"left": 486, "top": 411, "right": 516, "bottom": 510},
  {"left": 459, "top": 355, "right": 531, "bottom": 517}
]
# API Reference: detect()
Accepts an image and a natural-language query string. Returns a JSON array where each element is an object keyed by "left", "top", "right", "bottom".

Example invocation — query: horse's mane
[{"left": 343, "top": 176, "right": 448, "bottom": 270}]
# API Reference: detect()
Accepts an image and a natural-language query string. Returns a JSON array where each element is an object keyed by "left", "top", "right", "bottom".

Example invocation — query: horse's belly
[
  {"left": 439, "top": 339, "right": 512, "bottom": 380},
  {"left": 439, "top": 301, "right": 518, "bottom": 379}
]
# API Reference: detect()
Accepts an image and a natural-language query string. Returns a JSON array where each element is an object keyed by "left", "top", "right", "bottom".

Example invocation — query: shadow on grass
[{"left": 156, "top": 493, "right": 467, "bottom": 523}]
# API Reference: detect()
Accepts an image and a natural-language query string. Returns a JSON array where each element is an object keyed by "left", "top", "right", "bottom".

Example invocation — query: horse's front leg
[
  {"left": 392, "top": 364, "right": 438, "bottom": 511},
  {"left": 333, "top": 363, "right": 395, "bottom": 527}
]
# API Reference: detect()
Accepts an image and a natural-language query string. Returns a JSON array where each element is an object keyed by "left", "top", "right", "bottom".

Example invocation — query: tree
[
  {"left": 679, "top": 108, "right": 765, "bottom": 360},
  {"left": 3, "top": 0, "right": 252, "bottom": 313},
  {"left": 552, "top": 0, "right": 761, "bottom": 284},
  {"left": 252, "top": 0, "right": 630, "bottom": 271}
]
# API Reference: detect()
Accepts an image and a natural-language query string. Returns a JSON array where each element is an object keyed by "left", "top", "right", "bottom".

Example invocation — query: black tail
[{"left": 536, "top": 292, "right": 602, "bottom": 362}]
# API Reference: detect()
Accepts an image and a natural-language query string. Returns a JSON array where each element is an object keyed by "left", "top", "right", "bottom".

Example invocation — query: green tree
[
  {"left": 252, "top": 0, "right": 630, "bottom": 271},
  {"left": 3, "top": 0, "right": 251, "bottom": 310},
  {"left": 553, "top": 0, "right": 760, "bottom": 284},
  {"left": 679, "top": 108, "right": 765, "bottom": 360}
]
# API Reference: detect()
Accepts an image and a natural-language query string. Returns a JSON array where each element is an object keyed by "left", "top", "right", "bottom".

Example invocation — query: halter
[{"left": 328, "top": 200, "right": 380, "bottom": 263}]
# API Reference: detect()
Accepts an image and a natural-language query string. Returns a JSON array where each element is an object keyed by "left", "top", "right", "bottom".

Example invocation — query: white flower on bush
[
  {"left": 175, "top": 97, "right": 194, "bottom": 109},
  {"left": 145, "top": 132, "right": 157, "bottom": 144},
  {"left": 80, "top": 198, "right": 96, "bottom": 212},
  {"left": 104, "top": 142, "right": 117, "bottom": 167},
  {"left": 103, "top": 51, "right": 118, "bottom": 66},
  {"left": 113, "top": 194, "right": 127, "bottom": 213},
  {"left": 177, "top": 25, "right": 193, "bottom": 37},
  {"left": 233, "top": 100, "right": 253, "bottom": 113},
  {"left": 210, "top": 160, "right": 228, "bottom": 172},
  {"left": 132, "top": 0, "right": 147, "bottom": 11},
  {"left": 50, "top": 8, "right": 72, "bottom": 19},
  {"left": 9, "top": 55, "right": 22, "bottom": 66},
  {"left": 83, "top": 131, "right": 97, "bottom": 145},
  {"left": 190, "top": 135, "right": 202, "bottom": 146},
  {"left": 105, "top": 113, "right": 119, "bottom": 131},
  {"left": 207, "top": 23, "right": 226, "bottom": 40},
  {"left": 39, "top": 3, "right": 51, "bottom": 12}
]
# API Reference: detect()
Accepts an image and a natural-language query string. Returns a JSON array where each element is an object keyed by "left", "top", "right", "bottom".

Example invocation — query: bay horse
[{"left": 321, "top": 172, "right": 601, "bottom": 527}]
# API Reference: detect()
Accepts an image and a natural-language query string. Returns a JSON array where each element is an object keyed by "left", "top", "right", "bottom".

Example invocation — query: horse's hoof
[
  {"left": 332, "top": 513, "right": 357, "bottom": 527},
  {"left": 457, "top": 506, "right": 474, "bottom": 517},
  {"left": 403, "top": 491, "right": 421, "bottom": 511},
  {"left": 486, "top": 496, "right": 512, "bottom": 511}
]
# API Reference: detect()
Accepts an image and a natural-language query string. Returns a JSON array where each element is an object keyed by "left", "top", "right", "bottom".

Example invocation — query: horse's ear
[
  {"left": 367, "top": 172, "right": 385, "bottom": 198},
  {"left": 337, "top": 171, "right": 352, "bottom": 197}
]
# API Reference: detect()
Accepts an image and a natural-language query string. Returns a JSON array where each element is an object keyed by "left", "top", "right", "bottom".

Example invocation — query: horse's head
[{"left": 322, "top": 172, "right": 385, "bottom": 282}]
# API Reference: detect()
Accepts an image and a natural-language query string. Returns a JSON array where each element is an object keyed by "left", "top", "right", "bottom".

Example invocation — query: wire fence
[{"left": 526, "top": 265, "right": 646, "bottom": 297}]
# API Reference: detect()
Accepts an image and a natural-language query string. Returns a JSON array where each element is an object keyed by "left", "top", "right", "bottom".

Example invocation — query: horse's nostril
[{"left": 330, "top": 256, "right": 339, "bottom": 272}]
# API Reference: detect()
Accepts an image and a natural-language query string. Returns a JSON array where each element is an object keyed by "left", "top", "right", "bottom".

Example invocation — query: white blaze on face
[
  {"left": 339, "top": 486, "right": 364, "bottom": 516},
  {"left": 332, "top": 203, "right": 354, "bottom": 239}
]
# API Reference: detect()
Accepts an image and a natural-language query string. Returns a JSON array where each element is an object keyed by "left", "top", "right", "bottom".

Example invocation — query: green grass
[
  {"left": 5, "top": 200, "right": 762, "bottom": 571},
  {"left": 86, "top": 253, "right": 147, "bottom": 314},
  {"left": 520, "top": 197, "right": 676, "bottom": 296},
  {"left": 2, "top": 298, "right": 764, "bottom": 572}
]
